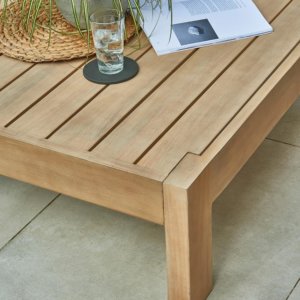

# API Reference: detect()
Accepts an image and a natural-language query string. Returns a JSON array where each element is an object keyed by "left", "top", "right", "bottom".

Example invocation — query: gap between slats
[
  {"left": 0, "top": 58, "right": 36, "bottom": 92},
  {"left": 132, "top": 0, "right": 296, "bottom": 165},
  {"left": 131, "top": 39, "right": 257, "bottom": 164},
  {"left": 3, "top": 61, "right": 85, "bottom": 128},
  {"left": 0, "top": 63, "right": 35, "bottom": 92},
  {"left": 87, "top": 49, "right": 197, "bottom": 151},
  {"left": 87, "top": 40, "right": 253, "bottom": 153},
  {"left": 2, "top": 0, "right": 293, "bottom": 156},
  {"left": 85, "top": 0, "right": 293, "bottom": 161},
  {"left": 3, "top": 37, "right": 151, "bottom": 129},
  {"left": 44, "top": 46, "right": 152, "bottom": 140},
  {"left": 161, "top": 41, "right": 300, "bottom": 185},
  {"left": 197, "top": 40, "right": 300, "bottom": 157},
  {"left": 134, "top": 2, "right": 299, "bottom": 178}
]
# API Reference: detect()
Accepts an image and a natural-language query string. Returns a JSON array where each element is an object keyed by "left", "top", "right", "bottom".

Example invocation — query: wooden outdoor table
[{"left": 0, "top": 0, "right": 299, "bottom": 299}]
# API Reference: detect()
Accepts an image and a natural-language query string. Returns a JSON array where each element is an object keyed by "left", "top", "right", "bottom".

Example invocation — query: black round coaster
[{"left": 83, "top": 57, "right": 139, "bottom": 84}]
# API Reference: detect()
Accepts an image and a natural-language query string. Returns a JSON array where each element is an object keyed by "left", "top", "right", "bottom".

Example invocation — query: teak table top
[{"left": 0, "top": 0, "right": 299, "bottom": 226}]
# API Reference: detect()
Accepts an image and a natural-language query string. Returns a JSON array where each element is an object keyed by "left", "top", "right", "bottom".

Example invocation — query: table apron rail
[{"left": 0, "top": 131, "right": 164, "bottom": 225}]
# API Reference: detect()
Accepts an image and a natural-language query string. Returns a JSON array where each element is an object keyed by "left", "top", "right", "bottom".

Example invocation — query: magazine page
[{"left": 140, "top": 0, "right": 272, "bottom": 55}]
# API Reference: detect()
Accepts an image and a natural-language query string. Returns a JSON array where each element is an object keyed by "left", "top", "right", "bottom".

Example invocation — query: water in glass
[
  {"left": 94, "top": 27, "right": 124, "bottom": 74},
  {"left": 90, "top": 10, "right": 124, "bottom": 75}
]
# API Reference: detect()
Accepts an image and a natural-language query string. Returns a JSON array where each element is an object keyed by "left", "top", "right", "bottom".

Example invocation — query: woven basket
[{"left": 0, "top": 1, "right": 136, "bottom": 62}]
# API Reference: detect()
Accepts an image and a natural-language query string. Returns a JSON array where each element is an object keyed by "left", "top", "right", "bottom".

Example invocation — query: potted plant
[
  {"left": 0, "top": 0, "right": 168, "bottom": 42},
  {"left": 55, "top": 0, "right": 128, "bottom": 29}
]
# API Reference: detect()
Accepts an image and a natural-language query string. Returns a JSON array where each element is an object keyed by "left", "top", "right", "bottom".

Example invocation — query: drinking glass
[{"left": 90, "top": 9, "right": 124, "bottom": 75}]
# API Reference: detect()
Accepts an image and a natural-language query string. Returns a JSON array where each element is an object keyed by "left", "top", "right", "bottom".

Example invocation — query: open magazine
[{"left": 140, "top": 0, "right": 273, "bottom": 55}]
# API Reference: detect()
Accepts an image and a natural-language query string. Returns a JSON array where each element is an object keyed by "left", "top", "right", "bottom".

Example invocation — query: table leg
[
  {"left": 164, "top": 180, "right": 213, "bottom": 300},
  {"left": 162, "top": 53, "right": 300, "bottom": 299}
]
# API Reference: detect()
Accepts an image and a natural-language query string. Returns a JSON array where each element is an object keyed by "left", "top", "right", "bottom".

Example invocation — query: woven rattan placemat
[{"left": 0, "top": 2, "right": 136, "bottom": 62}]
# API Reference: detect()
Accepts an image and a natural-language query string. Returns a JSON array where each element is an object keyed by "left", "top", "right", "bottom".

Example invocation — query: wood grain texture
[
  {"left": 163, "top": 41, "right": 299, "bottom": 299},
  {"left": 164, "top": 164, "right": 212, "bottom": 300},
  {"left": 48, "top": 48, "right": 193, "bottom": 150},
  {"left": 0, "top": 61, "right": 82, "bottom": 126},
  {"left": 92, "top": 40, "right": 249, "bottom": 161},
  {"left": 0, "top": 128, "right": 164, "bottom": 224},
  {"left": 165, "top": 44, "right": 300, "bottom": 199},
  {"left": 139, "top": 0, "right": 300, "bottom": 177},
  {"left": 8, "top": 67, "right": 109, "bottom": 137},
  {"left": 91, "top": 0, "right": 291, "bottom": 164},
  {"left": 8, "top": 36, "right": 151, "bottom": 138},
  {"left": 0, "top": 56, "right": 32, "bottom": 91},
  {"left": 0, "top": 2, "right": 298, "bottom": 299}
]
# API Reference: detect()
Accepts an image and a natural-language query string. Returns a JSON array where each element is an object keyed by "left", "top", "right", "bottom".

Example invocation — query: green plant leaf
[
  {"left": 47, "top": 0, "right": 53, "bottom": 47},
  {"left": 0, "top": 0, "right": 174, "bottom": 51},
  {"left": 81, "top": 0, "right": 91, "bottom": 51},
  {"left": 1, "top": 0, "right": 9, "bottom": 21},
  {"left": 128, "top": 0, "right": 142, "bottom": 48},
  {"left": 168, "top": 0, "right": 173, "bottom": 41},
  {"left": 29, "top": 0, "right": 43, "bottom": 41},
  {"left": 25, "top": 0, "right": 37, "bottom": 32},
  {"left": 70, "top": 0, "right": 84, "bottom": 38}
]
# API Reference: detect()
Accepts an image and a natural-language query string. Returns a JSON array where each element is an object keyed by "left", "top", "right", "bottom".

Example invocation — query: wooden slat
[
  {"left": 90, "top": 0, "right": 290, "bottom": 163},
  {"left": 164, "top": 173, "right": 212, "bottom": 300},
  {"left": 0, "top": 127, "right": 164, "bottom": 224},
  {"left": 91, "top": 41, "right": 250, "bottom": 161},
  {"left": 163, "top": 45, "right": 300, "bottom": 298},
  {"left": 0, "top": 60, "right": 83, "bottom": 126},
  {"left": 7, "top": 38, "right": 150, "bottom": 138},
  {"left": 47, "top": 48, "right": 193, "bottom": 149},
  {"left": 0, "top": 56, "right": 33, "bottom": 91},
  {"left": 8, "top": 68, "right": 106, "bottom": 136},
  {"left": 137, "top": 0, "right": 300, "bottom": 177},
  {"left": 164, "top": 44, "right": 300, "bottom": 198},
  {"left": 0, "top": 127, "right": 162, "bottom": 179}
]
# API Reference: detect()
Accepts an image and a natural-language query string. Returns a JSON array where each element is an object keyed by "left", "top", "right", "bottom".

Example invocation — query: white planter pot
[{"left": 56, "top": 0, "right": 128, "bottom": 29}]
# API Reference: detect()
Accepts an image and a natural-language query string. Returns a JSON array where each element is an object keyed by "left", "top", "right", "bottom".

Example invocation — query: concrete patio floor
[{"left": 0, "top": 98, "right": 299, "bottom": 300}]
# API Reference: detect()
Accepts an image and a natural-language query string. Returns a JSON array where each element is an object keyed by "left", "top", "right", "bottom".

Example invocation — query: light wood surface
[
  {"left": 0, "top": 128, "right": 164, "bottom": 224},
  {"left": 164, "top": 174, "right": 212, "bottom": 300},
  {"left": 0, "top": 0, "right": 299, "bottom": 298},
  {"left": 47, "top": 49, "right": 193, "bottom": 150},
  {"left": 0, "top": 61, "right": 80, "bottom": 126},
  {"left": 165, "top": 44, "right": 300, "bottom": 195},
  {"left": 0, "top": 56, "right": 33, "bottom": 91},
  {"left": 162, "top": 43, "right": 299, "bottom": 299},
  {"left": 139, "top": 0, "right": 300, "bottom": 177},
  {"left": 8, "top": 41, "right": 151, "bottom": 139}
]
